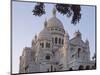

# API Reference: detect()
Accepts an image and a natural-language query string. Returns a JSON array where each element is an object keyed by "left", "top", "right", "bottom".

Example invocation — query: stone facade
[{"left": 19, "top": 8, "right": 95, "bottom": 73}]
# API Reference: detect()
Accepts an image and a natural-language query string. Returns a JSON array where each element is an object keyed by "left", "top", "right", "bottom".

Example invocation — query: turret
[
  {"left": 63, "top": 32, "right": 70, "bottom": 70},
  {"left": 64, "top": 32, "right": 69, "bottom": 48},
  {"left": 44, "top": 18, "right": 47, "bottom": 28},
  {"left": 85, "top": 39, "right": 89, "bottom": 46},
  {"left": 52, "top": 7, "right": 56, "bottom": 17},
  {"left": 85, "top": 39, "right": 90, "bottom": 51},
  {"left": 74, "top": 30, "right": 82, "bottom": 39},
  {"left": 35, "top": 34, "right": 37, "bottom": 41},
  {"left": 85, "top": 39, "right": 90, "bottom": 60}
]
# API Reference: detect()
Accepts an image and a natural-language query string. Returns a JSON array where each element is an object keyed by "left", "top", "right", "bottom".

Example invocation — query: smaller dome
[
  {"left": 38, "top": 28, "right": 52, "bottom": 40},
  {"left": 85, "top": 39, "right": 89, "bottom": 45},
  {"left": 74, "top": 30, "right": 81, "bottom": 38}
]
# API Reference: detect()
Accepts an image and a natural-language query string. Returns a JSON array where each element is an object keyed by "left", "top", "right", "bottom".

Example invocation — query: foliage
[
  {"left": 32, "top": 3, "right": 45, "bottom": 16},
  {"left": 32, "top": 2, "right": 81, "bottom": 25}
]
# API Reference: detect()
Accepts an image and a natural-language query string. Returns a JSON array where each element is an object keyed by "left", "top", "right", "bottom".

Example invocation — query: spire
[
  {"left": 52, "top": 7, "right": 56, "bottom": 17},
  {"left": 44, "top": 18, "right": 47, "bottom": 28},
  {"left": 85, "top": 39, "right": 89, "bottom": 45},
  {"left": 35, "top": 34, "right": 37, "bottom": 40}
]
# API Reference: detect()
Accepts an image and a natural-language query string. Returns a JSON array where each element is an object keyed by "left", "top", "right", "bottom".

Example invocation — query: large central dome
[
  {"left": 47, "top": 16, "right": 64, "bottom": 29},
  {"left": 46, "top": 8, "right": 64, "bottom": 29}
]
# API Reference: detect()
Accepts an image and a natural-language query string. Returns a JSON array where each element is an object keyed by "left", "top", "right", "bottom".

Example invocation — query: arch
[
  {"left": 92, "top": 65, "right": 96, "bottom": 69},
  {"left": 78, "top": 48, "right": 81, "bottom": 57},
  {"left": 85, "top": 65, "right": 90, "bottom": 70},
  {"left": 69, "top": 68, "right": 73, "bottom": 71},
  {"left": 79, "top": 65, "right": 84, "bottom": 70},
  {"left": 45, "top": 55, "right": 50, "bottom": 60},
  {"left": 40, "top": 42, "right": 44, "bottom": 48},
  {"left": 59, "top": 38, "right": 61, "bottom": 44},
  {"left": 25, "top": 65, "right": 28, "bottom": 72},
  {"left": 55, "top": 37, "right": 58, "bottom": 44},
  {"left": 50, "top": 65, "right": 53, "bottom": 72}
]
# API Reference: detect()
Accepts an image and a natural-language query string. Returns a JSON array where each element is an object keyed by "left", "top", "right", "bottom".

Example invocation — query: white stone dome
[
  {"left": 46, "top": 7, "right": 64, "bottom": 29},
  {"left": 38, "top": 28, "right": 52, "bottom": 40},
  {"left": 47, "top": 16, "right": 64, "bottom": 29}
]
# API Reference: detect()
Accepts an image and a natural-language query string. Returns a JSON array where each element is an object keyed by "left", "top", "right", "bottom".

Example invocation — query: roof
[
  {"left": 38, "top": 28, "right": 52, "bottom": 40},
  {"left": 70, "top": 37, "right": 85, "bottom": 47},
  {"left": 47, "top": 16, "right": 64, "bottom": 29}
]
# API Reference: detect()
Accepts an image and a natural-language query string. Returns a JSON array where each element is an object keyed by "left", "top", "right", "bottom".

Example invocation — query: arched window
[
  {"left": 79, "top": 65, "right": 84, "bottom": 70},
  {"left": 85, "top": 65, "right": 90, "bottom": 70},
  {"left": 55, "top": 37, "right": 57, "bottom": 44},
  {"left": 40, "top": 43, "right": 44, "bottom": 48},
  {"left": 45, "top": 55, "right": 50, "bottom": 60},
  {"left": 25, "top": 65, "right": 28, "bottom": 72},
  {"left": 46, "top": 42, "right": 50, "bottom": 48},
  {"left": 78, "top": 48, "right": 81, "bottom": 57},
  {"left": 59, "top": 38, "right": 61, "bottom": 44},
  {"left": 51, "top": 65, "right": 53, "bottom": 72}
]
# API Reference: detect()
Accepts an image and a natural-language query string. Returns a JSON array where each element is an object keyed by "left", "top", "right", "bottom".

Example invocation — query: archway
[
  {"left": 92, "top": 65, "right": 95, "bottom": 69},
  {"left": 78, "top": 65, "right": 84, "bottom": 70},
  {"left": 69, "top": 68, "right": 73, "bottom": 71},
  {"left": 85, "top": 65, "right": 90, "bottom": 70},
  {"left": 78, "top": 48, "right": 81, "bottom": 57},
  {"left": 92, "top": 64, "right": 96, "bottom": 69}
]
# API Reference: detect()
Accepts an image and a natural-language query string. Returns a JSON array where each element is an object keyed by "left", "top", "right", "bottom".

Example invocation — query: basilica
[{"left": 19, "top": 8, "right": 95, "bottom": 73}]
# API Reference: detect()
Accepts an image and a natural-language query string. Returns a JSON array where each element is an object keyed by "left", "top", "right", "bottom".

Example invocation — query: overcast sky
[{"left": 12, "top": 1, "right": 96, "bottom": 73}]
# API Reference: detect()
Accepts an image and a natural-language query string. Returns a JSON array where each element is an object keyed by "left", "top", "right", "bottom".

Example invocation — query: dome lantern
[
  {"left": 74, "top": 30, "right": 81, "bottom": 39},
  {"left": 52, "top": 7, "right": 56, "bottom": 17},
  {"left": 44, "top": 18, "right": 47, "bottom": 28}
]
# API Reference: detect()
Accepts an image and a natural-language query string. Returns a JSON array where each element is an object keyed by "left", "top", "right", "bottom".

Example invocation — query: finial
[
  {"left": 52, "top": 7, "right": 56, "bottom": 17},
  {"left": 78, "top": 30, "right": 81, "bottom": 34},
  {"left": 44, "top": 18, "right": 47, "bottom": 28},
  {"left": 35, "top": 34, "right": 37, "bottom": 40},
  {"left": 74, "top": 30, "right": 81, "bottom": 38},
  {"left": 85, "top": 38, "right": 89, "bottom": 44}
]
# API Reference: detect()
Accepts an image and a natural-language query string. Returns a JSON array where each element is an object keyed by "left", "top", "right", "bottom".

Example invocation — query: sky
[{"left": 12, "top": 1, "right": 96, "bottom": 73}]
